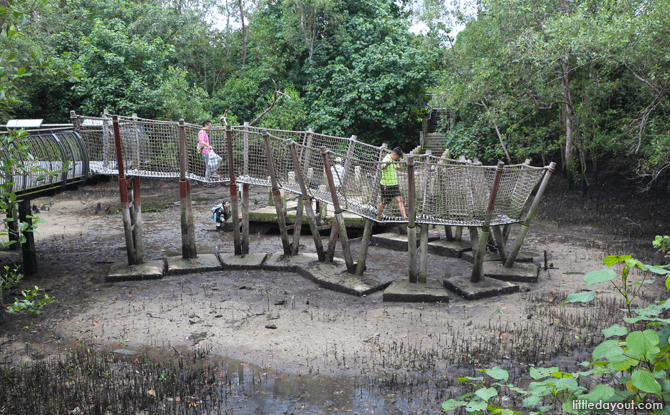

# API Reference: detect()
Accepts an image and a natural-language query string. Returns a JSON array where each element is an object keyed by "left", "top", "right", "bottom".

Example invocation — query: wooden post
[
  {"left": 288, "top": 142, "right": 325, "bottom": 261},
  {"left": 113, "top": 115, "right": 137, "bottom": 264},
  {"left": 178, "top": 119, "right": 197, "bottom": 259},
  {"left": 242, "top": 183, "right": 250, "bottom": 255},
  {"left": 454, "top": 226, "right": 463, "bottom": 241},
  {"left": 263, "top": 130, "right": 292, "bottom": 256},
  {"left": 407, "top": 155, "right": 418, "bottom": 282},
  {"left": 131, "top": 113, "right": 140, "bottom": 169},
  {"left": 469, "top": 226, "right": 482, "bottom": 280},
  {"left": 102, "top": 109, "right": 110, "bottom": 169},
  {"left": 444, "top": 225, "right": 455, "bottom": 241},
  {"left": 18, "top": 199, "right": 37, "bottom": 275},
  {"left": 326, "top": 220, "right": 338, "bottom": 263},
  {"left": 355, "top": 219, "right": 374, "bottom": 276},
  {"left": 505, "top": 162, "right": 556, "bottom": 267},
  {"left": 291, "top": 196, "right": 304, "bottom": 255},
  {"left": 243, "top": 122, "right": 250, "bottom": 177},
  {"left": 471, "top": 161, "right": 505, "bottom": 283},
  {"left": 226, "top": 125, "right": 243, "bottom": 255},
  {"left": 321, "top": 146, "right": 355, "bottom": 273},
  {"left": 130, "top": 177, "right": 144, "bottom": 264},
  {"left": 419, "top": 223, "right": 429, "bottom": 283},
  {"left": 491, "top": 225, "right": 507, "bottom": 263}
]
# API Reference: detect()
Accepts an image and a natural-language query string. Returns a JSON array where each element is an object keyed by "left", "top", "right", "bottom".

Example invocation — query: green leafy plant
[
  {"left": 442, "top": 240, "right": 670, "bottom": 414},
  {"left": 6, "top": 285, "right": 55, "bottom": 315},
  {"left": 653, "top": 236, "right": 670, "bottom": 254}
]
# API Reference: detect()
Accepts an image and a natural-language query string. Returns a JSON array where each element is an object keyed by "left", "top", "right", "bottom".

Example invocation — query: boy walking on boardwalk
[{"left": 377, "top": 147, "right": 407, "bottom": 221}]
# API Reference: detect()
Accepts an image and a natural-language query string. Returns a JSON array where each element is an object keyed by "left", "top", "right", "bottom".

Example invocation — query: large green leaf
[
  {"left": 592, "top": 340, "right": 624, "bottom": 361},
  {"left": 562, "top": 291, "right": 597, "bottom": 305},
  {"left": 583, "top": 269, "right": 617, "bottom": 287},
  {"left": 578, "top": 384, "right": 615, "bottom": 403},
  {"left": 631, "top": 369, "right": 662, "bottom": 394},
  {"left": 602, "top": 324, "right": 628, "bottom": 339},
  {"left": 485, "top": 367, "right": 509, "bottom": 381},
  {"left": 530, "top": 366, "right": 558, "bottom": 380},
  {"left": 442, "top": 399, "right": 467, "bottom": 410},
  {"left": 466, "top": 399, "right": 488, "bottom": 411},
  {"left": 475, "top": 386, "right": 498, "bottom": 401},
  {"left": 626, "top": 330, "right": 660, "bottom": 356}
]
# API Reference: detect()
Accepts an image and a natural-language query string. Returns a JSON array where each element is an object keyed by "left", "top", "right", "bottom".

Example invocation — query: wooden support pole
[
  {"left": 178, "top": 119, "right": 197, "bottom": 259},
  {"left": 130, "top": 177, "right": 144, "bottom": 264},
  {"left": 321, "top": 146, "right": 355, "bottom": 273},
  {"left": 326, "top": 220, "right": 338, "bottom": 262},
  {"left": 288, "top": 142, "right": 325, "bottom": 261},
  {"left": 454, "top": 226, "right": 463, "bottom": 241},
  {"left": 18, "top": 198, "right": 37, "bottom": 276},
  {"left": 355, "top": 219, "right": 374, "bottom": 276},
  {"left": 419, "top": 223, "right": 429, "bottom": 283},
  {"left": 263, "top": 130, "right": 292, "bottom": 256},
  {"left": 471, "top": 161, "right": 505, "bottom": 283},
  {"left": 226, "top": 125, "right": 243, "bottom": 255},
  {"left": 505, "top": 162, "right": 556, "bottom": 268},
  {"left": 491, "top": 225, "right": 507, "bottom": 264},
  {"left": 113, "top": 115, "right": 138, "bottom": 265},
  {"left": 242, "top": 183, "right": 250, "bottom": 255},
  {"left": 131, "top": 113, "right": 140, "bottom": 169},
  {"left": 444, "top": 225, "right": 455, "bottom": 241},
  {"left": 102, "top": 109, "right": 110, "bottom": 168},
  {"left": 407, "top": 155, "right": 418, "bottom": 282},
  {"left": 469, "top": 226, "right": 483, "bottom": 281},
  {"left": 243, "top": 122, "right": 250, "bottom": 177},
  {"left": 291, "top": 196, "right": 304, "bottom": 255}
]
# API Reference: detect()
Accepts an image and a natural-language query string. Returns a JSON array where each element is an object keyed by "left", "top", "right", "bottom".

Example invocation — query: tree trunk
[
  {"left": 559, "top": 58, "right": 576, "bottom": 190},
  {"left": 0, "top": 0, "right": 8, "bottom": 29},
  {"left": 237, "top": 0, "right": 247, "bottom": 65}
]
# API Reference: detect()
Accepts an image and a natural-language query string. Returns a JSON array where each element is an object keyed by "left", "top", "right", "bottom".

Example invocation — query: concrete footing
[
  {"left": 219, "top": 253, "right": 267, "bottom": 269},
  {"left": 483, "top": 262, "right": 539, "bottom": 283},
  {"left": 462, "top": 251, "right": 540, "bottom": 263},
  {"left": 383, "top": 279, "right": 450, "bottom": 303},
  {"left": 106, "top": 259, "right": 166, "bottom": 282},
  {"left": 427, "top": 239, "right": 472, "bottom": 258},
  {"left": 371, "top": 230, "right": 441, "bottom": 252},
  {"left": 166, "top": 254, "right": 223, "bottom": 276},
  {"left": 263, "top": 252, "right": 393, "bottom": 296},
  {"left": 443, "top": 275, "right": 519, "bottom": 300}
]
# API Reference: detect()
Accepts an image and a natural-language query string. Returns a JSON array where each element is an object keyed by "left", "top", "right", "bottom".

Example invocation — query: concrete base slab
[
  {"left": 383, "top": 279, "right": 450, "bottom": 303},
  {"left": 262, "top": 252, "right": 323, "bottom": 272},
  {"left": 427, "top": 239, "right": 472, "bottom": 258},
  {"left": 166, "top": 254, "right": 223, "bottom": 276},
  {"left": 302, "top": 262, "right": 391, "bottom": 297},
  {"left": 371, "top": 230, "right": 441, "bottom": 252},
  {"left": 219, "top": 253, "right": 267, "bottom": 270},
  {"left": 443, "top": 275, "right": 519, "bottom": 300},
  {"left": 462, "top": 251, "right": 542, "bottom": 264},
  {"left": 484, "top": 262, "right": 539, "bottom": 283},
  {"left": 106, "top": 259, "right": 166, "bottom": 282}
]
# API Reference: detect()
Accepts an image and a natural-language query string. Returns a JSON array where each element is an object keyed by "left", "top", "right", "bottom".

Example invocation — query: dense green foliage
[{"left": 1, "top": 0, "right": 670, "bottom": 184}]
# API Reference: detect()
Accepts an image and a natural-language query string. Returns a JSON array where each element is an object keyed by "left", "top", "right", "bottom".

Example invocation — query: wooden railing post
[
  {"left": 321, "top": 146, "right": 355, "bottom": 273},
  {"left": 263, "top": 130, "right": 292, "bottom": 256},
  {"left": 226, "top": 125, "right": 243, "bottom": 255},
  {"left": 178, "top": 119, "right": 197, "bottom": 259},
  {"left": 407, "top": 155, "right": 418, "bottom": 282},
  {"left": 288, "top": 142, "right": 325, "bottom": 261}
]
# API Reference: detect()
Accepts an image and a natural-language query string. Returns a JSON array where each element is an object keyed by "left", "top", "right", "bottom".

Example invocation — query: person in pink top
[{"left": 197, "top": 120, "right": 221, "bottom": 180}]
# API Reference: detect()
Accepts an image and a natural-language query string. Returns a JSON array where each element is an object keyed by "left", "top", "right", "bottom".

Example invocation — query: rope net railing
[
  {"left": 72, "top": 113, "right": 548, "bottom": 226},
  {"left": 0, "top": 129, "right": 88, "bottom": 192}
]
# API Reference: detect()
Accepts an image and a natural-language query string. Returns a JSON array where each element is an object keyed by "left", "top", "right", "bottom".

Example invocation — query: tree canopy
[{"left": 2, "top": 0, "right": 670, "bottom": 189}]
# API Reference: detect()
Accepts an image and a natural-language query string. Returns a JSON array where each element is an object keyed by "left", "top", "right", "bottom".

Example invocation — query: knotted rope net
[{"left": 73, "top": 113, "right": 548, "bottom": 226}]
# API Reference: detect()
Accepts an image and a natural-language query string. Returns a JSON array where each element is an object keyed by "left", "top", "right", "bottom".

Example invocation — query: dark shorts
[{"left": 380, "top": 184, "right": 401, "bottom": 204}]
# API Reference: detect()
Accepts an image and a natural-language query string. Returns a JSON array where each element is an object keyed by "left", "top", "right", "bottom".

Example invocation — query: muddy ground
[{"left": 1, "top": 173, "right": 669, "bottom": 414}]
